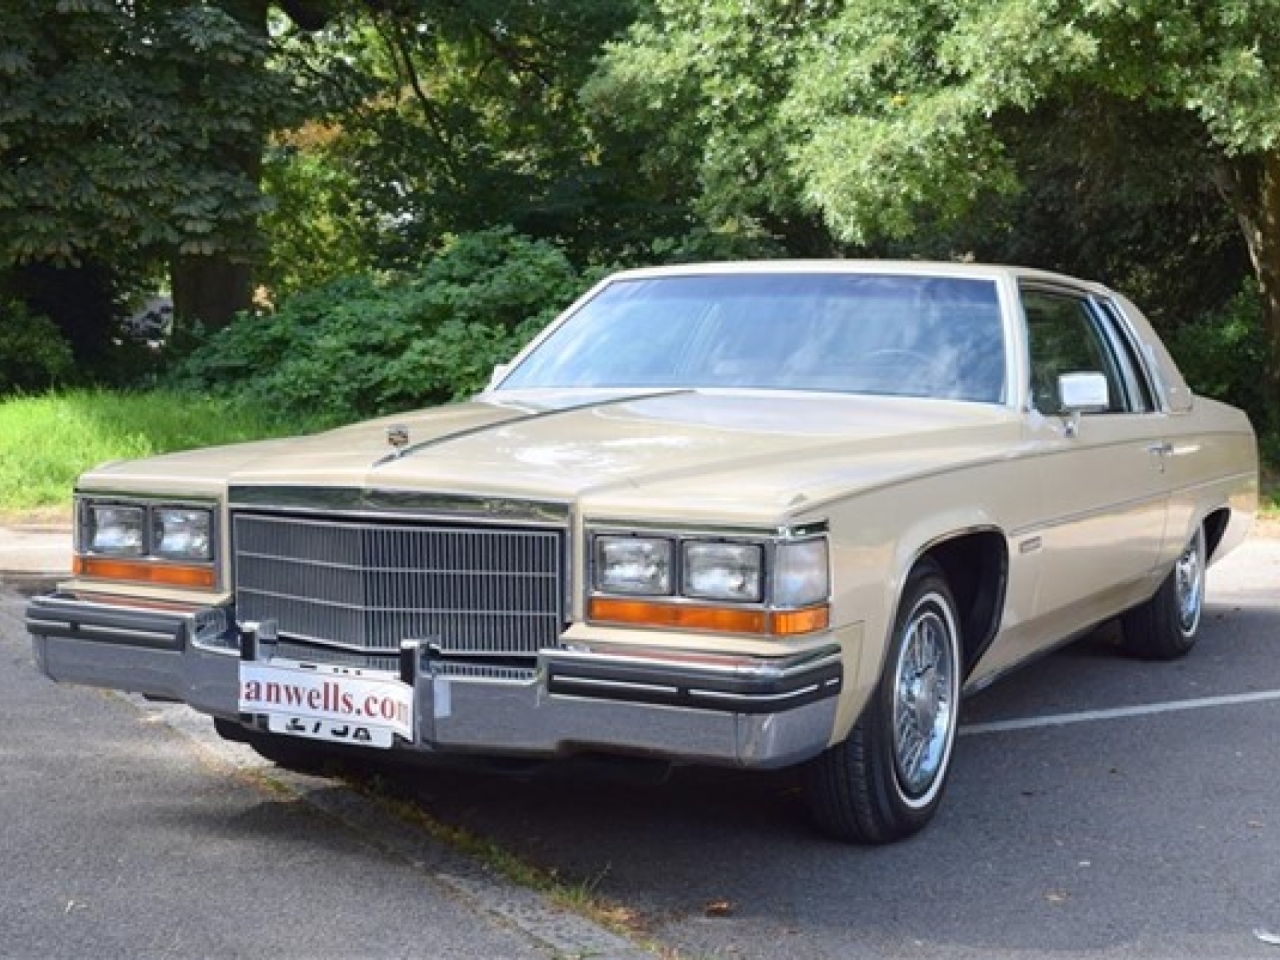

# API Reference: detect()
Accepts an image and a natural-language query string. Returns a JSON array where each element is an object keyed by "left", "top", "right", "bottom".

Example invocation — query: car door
[{"left": 1017, "top": 283, "right": 1171, "bottom": 643}]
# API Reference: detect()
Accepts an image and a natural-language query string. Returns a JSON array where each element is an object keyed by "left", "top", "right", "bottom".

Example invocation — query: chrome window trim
[
  {"left": 1098, "top": 296, "right": 1171, "bottom": 415},
  {"left": 1088, "top": 296, "right": 1159, "bottom": 414}
]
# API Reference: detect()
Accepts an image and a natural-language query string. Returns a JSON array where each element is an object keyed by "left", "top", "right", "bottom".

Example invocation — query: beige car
[{"left": 27, "top": 262, "right": 1257, "bottom": 843}]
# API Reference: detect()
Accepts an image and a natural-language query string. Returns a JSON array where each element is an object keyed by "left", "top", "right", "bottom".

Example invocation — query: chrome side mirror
[{"left": 1058, "top": 372, "right": 1109, "bottom": 437}]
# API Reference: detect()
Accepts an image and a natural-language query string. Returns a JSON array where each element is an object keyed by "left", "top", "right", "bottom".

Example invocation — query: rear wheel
[
  {"left": 803, "top": 560, "right": 962, "bottom": 844},
  {"left": 1121, "top": 525, "right": 1206, "bottom": 661}
]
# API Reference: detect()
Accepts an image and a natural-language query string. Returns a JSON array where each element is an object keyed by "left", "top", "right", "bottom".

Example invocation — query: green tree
[
  {"left": 0, "top": 0, "right": 330, "bottom": 363},
  {"left": 271, "top": 0, "right": 669, "bottom": 271}
]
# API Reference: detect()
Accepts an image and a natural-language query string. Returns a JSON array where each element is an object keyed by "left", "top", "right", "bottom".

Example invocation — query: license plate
[
  {"left": 239, "top": 661, "right": 415, "bottom": 749},
  {"left": 266, "top": 714, "right": 395, "bottom": 748}
]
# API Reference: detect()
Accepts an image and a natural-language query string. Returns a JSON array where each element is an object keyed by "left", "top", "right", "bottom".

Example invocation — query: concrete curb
[{"left": 0, "top": 525, "right": 71, "bottom": 584}]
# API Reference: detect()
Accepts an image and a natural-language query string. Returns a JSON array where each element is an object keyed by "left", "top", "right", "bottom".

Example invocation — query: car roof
[{"left": 606, "top": 260, "right": 1110, "bottom": 295}]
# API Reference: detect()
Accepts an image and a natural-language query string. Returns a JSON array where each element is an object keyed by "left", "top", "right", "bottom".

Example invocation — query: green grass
[{"left": 0, "top": 388, "right": 333, "bottom": 516}]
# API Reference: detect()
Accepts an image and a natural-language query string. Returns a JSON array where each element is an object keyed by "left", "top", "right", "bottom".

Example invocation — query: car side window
[{"left": 1022, "top": 289, "right": 1135, "bottom": 414}]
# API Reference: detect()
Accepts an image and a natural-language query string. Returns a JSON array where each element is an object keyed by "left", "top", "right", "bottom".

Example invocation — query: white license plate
[
  {"left": 239, "top": 661, "right": 415, "bottom": 749},
  {"left": 266, "top": 714, "right": 395, "bottom": 748}
]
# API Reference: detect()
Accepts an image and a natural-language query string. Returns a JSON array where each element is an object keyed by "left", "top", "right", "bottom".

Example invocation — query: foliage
[
  {"left": 0, "top": 388, "right": 328, "bottom": 511},
  {"left": 0, "top": 299, "right": 73, "bottom": 394},
  {"left": 590, "top": 1, "right": 1280, "bottom": 244},
  {"left": 258, "top": 131, "right": 368, "bottom": 297},
  {"left": 272, "top": 0, "right": 664, "bottom": 270},
  {"left": 0, "top": 0, "right": 299, "bottom": 268},
  {"left": 172, "top": 229, "right": 584, "bottom": 419},
  {"left": 1167, "top": 281, "right": 1273, "bottom": 433},
  {"left": 583, "top": 0, "right": 839, "bottom": 254}
]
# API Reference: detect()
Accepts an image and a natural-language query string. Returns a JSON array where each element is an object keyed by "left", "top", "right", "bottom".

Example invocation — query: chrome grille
[{"left": 232, "top": 512, "right": 565, "bottom": 658}]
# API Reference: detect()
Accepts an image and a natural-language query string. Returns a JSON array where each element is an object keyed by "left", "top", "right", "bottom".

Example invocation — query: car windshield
[{"left": 498, "top": 273, "right": 1007, "bottom": 403}]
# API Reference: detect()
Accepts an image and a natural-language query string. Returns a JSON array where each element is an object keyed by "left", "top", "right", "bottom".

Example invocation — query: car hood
[{"left": 81, "top": 389, "right": 1022, "bottom": 524}]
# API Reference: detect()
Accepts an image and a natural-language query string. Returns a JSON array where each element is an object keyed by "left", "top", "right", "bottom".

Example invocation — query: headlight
[
  {"left": 682, "top": 542, "right": 763, "bottom": 602},
  {"left": 774, "top": 538, "right": 829, "bottom": 607},
  {"left": 76, "top": 497, "right": 219, "bottom": 589},
  {"left": 152, "top": 508, "right": 213, "bottom": 561},
  {"left": 595, "top": 536, "right": 673, "bottom": 595},
  {"left": 86, "top": 505, "right": 146, "bottom": 556}
]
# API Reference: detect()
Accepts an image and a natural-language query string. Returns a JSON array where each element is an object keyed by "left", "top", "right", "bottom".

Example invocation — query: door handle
[{"left": 1146, "top": 441, "right": 1173, "bottom": 472}]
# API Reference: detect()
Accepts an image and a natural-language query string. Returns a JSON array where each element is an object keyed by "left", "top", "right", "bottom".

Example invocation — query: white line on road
[{"left": 961, "top": 689, "right": 1280, "bottom": 735}]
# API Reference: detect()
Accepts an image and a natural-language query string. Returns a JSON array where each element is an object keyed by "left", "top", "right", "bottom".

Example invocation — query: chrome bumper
[{"left": 27, "top": 592, "right": 842, "bottom": 769}]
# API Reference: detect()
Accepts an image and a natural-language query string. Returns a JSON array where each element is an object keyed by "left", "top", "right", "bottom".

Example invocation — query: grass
[{"left": 0, "top": 388, "right": 333, "bottom": 518}]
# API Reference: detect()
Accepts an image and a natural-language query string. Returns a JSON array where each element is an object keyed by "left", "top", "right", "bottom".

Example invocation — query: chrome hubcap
[
  {"left": 1175, "top": 531, "right": 1205, "bottom": 635},
  {"left": 893, "top": 602, "right": 956, "bottom": 800}
]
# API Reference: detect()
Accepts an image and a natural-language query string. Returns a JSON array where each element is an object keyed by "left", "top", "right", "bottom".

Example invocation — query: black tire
[
  {"left": 803, "top": 559, "right": 962, "bottom": 844},
  {"left": 213, "top": 717, "right": 345, "bottom": 775},
  {"left": 1121, "top": 525, "right": 1207, "bottom": 661}
]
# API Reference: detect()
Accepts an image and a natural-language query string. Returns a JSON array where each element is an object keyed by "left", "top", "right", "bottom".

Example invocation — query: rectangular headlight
[
  {"left": 86, "top": 505, "right": 146, "bottom": 557},
  {"left": 773, "top": 539, "right": 829, "bottom": 607},
  {"left": 152, "top": 507, "right": 213, "bottom": 561},
  {"left": 682, "top": 542, "right": 763, "bottom": 602},
  {"left": 595, "top": 536, "right": 673, "bottom": 595}
]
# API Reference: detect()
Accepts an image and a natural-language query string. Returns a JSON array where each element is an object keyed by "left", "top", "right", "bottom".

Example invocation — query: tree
[
  {"left": 0, "top": 0, "right": 318, "bottom": 359},
  {"left": 269, "top": 0, "right": 673, "bottom": 273},
  {"left": 593, "top": 0, "right": 1280, "bottom": 413}
]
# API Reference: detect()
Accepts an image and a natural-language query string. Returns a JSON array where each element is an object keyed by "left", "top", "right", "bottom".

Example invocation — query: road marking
[{"left": 961, "top": 689, "right": 1280, "bottom": 735}]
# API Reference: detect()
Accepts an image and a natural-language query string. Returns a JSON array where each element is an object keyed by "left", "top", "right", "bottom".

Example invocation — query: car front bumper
[{"left": 27, "top": 592, "right": 843, "bottom": 769}]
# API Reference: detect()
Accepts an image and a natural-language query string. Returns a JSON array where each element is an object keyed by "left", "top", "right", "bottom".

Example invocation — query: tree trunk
[
  {"left": 1218, "top": 151, "right": 1280, "bottom": 428},
  {"left": 170, "top": 256, "right": 254, "bottom": 328}
]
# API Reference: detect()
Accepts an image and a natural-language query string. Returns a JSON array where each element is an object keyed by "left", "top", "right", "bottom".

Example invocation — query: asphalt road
[
  {"left": 2, "top": 538, "right": 1278, "bottom": 960},
  {"left": 0, "top": 585, "right": 644, "bottom": 960}
]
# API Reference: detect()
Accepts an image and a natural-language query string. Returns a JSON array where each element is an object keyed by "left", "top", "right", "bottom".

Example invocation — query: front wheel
[
  {"left": 1121, "top": 525, "right": 1206, "bottom": 661},
  {"left": 803, "top": 560, "right": 962, "bottom": 844}
]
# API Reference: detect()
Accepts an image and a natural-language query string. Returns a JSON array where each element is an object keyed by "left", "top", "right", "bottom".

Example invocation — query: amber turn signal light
[
  {"left": 73, "top": 556, "right": 217, "bottom": 590},
  {"left": 588, "top": 597, "right": 828, "bottom": 637}
]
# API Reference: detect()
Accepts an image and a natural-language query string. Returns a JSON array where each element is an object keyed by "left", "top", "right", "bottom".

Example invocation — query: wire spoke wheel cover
[
  {"left": 1175, "top": 529, "right": 1206, "bottom": 636},
  {"left": 891, "top": 592, "right": 959, "bottom": 807}
]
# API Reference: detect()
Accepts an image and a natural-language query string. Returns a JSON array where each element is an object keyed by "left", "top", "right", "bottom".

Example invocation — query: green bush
[
  {"left": 1165, "top": 280, "right": 1271, "bottom": 434},
  {"left": 172, "top": 228, "right": 586, "bottom": 421},
  {"left": 0, "top": 300, "right": 74, "bottom": 394}
]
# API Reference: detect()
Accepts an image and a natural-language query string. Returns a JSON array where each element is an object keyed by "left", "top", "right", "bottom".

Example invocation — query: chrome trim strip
[
  {"left": 692, "top": 683, "right": 833, "bottom": 704},
  {"left": 586, "top": 518, "right": 829, "bottom": 538},
  {"left": 1006, "top": 487, "right": 1174, "bottom": 539},
  {"left": 228, "top": 486, "right": 570, "bottom": 527},
  {"left": 371, "top": 390, "right": 694, "bottom": 466},
  {"left": 549, "top": 643, "right": 843, "bottom": 679}
]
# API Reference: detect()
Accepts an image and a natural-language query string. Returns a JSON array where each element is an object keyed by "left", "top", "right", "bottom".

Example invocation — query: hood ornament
[{"left": 386, "top": 424, "right": 410, "bottom": 455}]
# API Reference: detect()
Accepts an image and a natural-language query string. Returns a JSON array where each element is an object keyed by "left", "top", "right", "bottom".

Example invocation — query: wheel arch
[
  {"left": 1202, "top": 505, "right": 1232, "bottom": 563},
  {"left": 914, "top": 529, "right": 1009, "bottom": 680}
]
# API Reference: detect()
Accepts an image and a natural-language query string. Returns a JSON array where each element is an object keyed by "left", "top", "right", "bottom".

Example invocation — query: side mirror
[
  {"left": 1057, "top": 371, "right": 1108, "bottom": 437},
  {"left": 1058, "top": 371, "right": 1109, "bottom": 414},
  {"left": 486, "top": 363, "right": 511, "bottom": 391}
]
